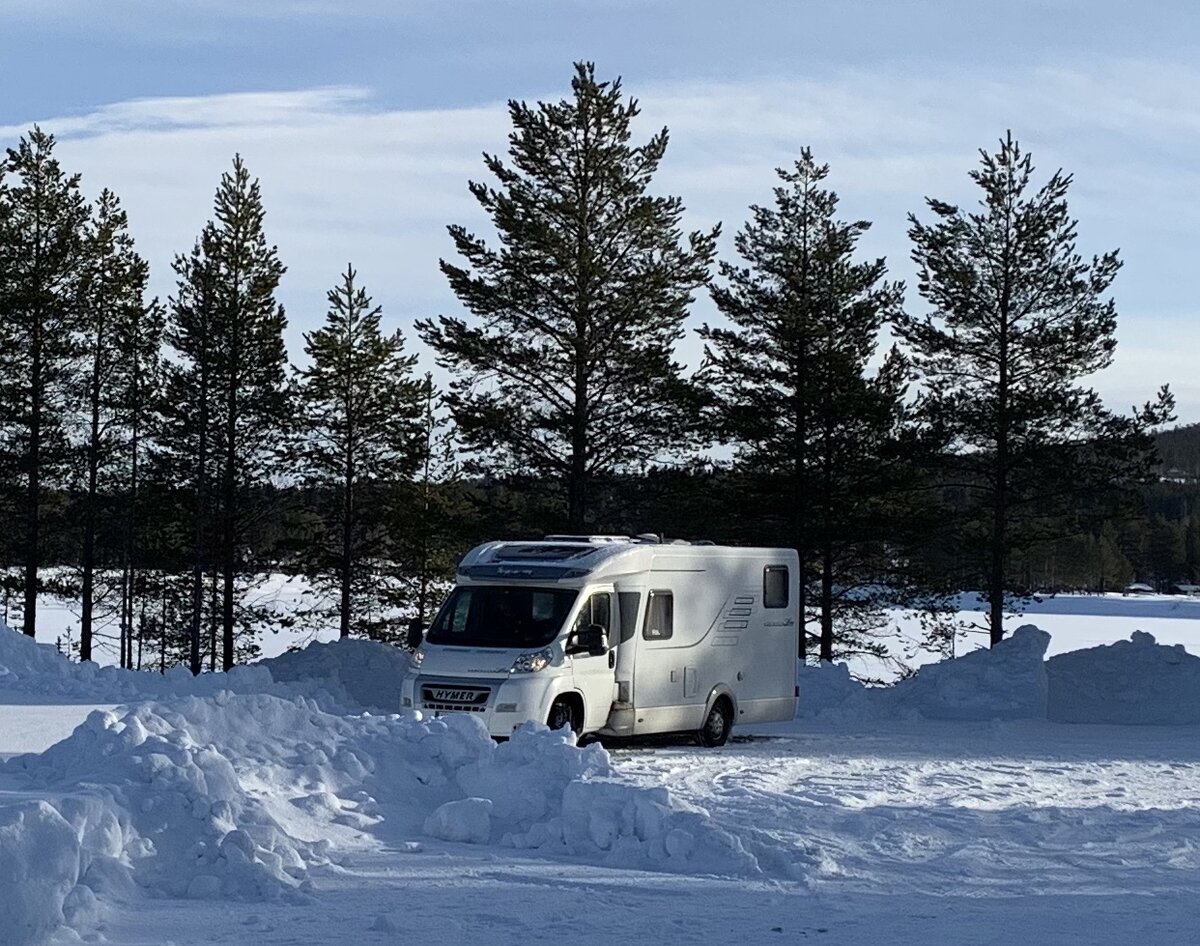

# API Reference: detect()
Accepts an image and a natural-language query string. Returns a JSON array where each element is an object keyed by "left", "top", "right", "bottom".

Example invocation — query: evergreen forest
[{"left": 0, "top": 64, "right": 1187, "bottom": 672}]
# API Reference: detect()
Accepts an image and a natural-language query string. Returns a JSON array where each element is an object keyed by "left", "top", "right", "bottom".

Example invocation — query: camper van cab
[{"left": 400, "top": 535, "right": 798, "bottom": 745}]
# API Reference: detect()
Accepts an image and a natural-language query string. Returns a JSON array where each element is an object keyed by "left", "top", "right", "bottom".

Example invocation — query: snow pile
[
  {"left": 0, "top": 623, "right": 409, "bottom": 715},
  {"left": 258, "top": 638, "right": 409, "bottom": 714},
  {"left": 796, "top": 661, "right": 878, "bottom": 720},
  {"left": 795, "top": 626, "right": 1050, "bottom": 722},
  {"left": 1047, "top": 631, "right": 1200, "bottom": 724},
  {"left": 890, "top": 624, "right": 1051, "bottom": 721},
  {"left": 2, "top": 691, "right": 761, "bottom": 942},
  {"left": 447, "top": 723, "right": 758, "bottom": 874},
  {"left": 799, "top": 626, "right": 1200, "bottom": 726},
  {"left": 0, "top": 802, "right": 85, "bottom": 946},
  {"left": 7, "top": 697, "right": 328, "bottom": 905},
  {"left": 0, "top": 623, "right": 271, "bottom": 704}
]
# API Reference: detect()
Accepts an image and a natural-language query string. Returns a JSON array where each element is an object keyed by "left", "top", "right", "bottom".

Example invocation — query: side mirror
[
  {"left": 405, "top": 618, "right": 426, "bottom": 651},
  {"left": 568, "top": 624, "right": 609, "bottom": 657}
]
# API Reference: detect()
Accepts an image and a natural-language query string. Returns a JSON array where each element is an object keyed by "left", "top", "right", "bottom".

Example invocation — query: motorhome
[{"left": 400, "top": 535, "right": 799, "bottom": 745}]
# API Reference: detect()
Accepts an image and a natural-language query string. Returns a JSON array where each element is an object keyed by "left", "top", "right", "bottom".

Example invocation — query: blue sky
[{"left": 4, "top": 1, "right": 1199, "bottom": 419}]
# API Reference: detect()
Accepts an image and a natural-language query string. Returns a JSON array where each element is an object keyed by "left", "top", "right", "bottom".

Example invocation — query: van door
[{"left": 568, "top": 588, "right": 617, "bottom": 733}]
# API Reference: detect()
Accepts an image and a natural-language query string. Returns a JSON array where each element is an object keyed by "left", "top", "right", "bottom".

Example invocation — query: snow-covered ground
[
  {"left": 3, "top": 623, "right": 1200, "bottom": 945},
  {"left": 22, "top": 575, "right": 1200, "bottom": 674}
]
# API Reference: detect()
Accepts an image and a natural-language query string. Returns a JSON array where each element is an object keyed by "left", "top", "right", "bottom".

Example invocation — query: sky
[{"left": 3, "top": 0, "right": 1199, "bottom": 421}]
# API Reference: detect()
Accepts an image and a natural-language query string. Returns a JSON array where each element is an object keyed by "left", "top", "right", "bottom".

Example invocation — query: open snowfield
[{"left": 3, "top": 623, "right": 1200, "bottom": 945}]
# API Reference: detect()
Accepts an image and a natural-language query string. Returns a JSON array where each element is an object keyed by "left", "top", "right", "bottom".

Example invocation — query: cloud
[
  {"left": 7, "top": 61, "right": 1199, "bottom": 416},
  {"left": 0, "top": 88, "right": 374, "bottom": 139}
]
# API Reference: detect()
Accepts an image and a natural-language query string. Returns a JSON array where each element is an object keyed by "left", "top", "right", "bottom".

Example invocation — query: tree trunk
[
  {"left": 190, "top": 325, "right": 210, "bottom": 675},
  {"left": 989, "top": 492, "right": 1007, "bottom": 646},
  {"left": 160, "top": 590, "right": 167, "bottom": 675},
  {"left": 221, "top": 429, "right": 236, "bottom": 671},
  {"left": 568, "top": 382, "right": 587, "bottom": 533},
  {"left": 211, "top": 568, "right": 220, "bottom": 672},
  {"left": 81, "top": 342, "right": 103, "bottom": 662},
  {"left": 339, "top": 474, "right": 353, "bottom": 639},
  {"left": 24, "top": 327, "right": 42, "bottom": 640},
  {"left": 819, "top": 547, "right": 834, "bottom": 663}
]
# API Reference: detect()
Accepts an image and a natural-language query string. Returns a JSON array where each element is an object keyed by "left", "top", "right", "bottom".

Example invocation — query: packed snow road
[
  {"left": 17, "top": 713, "right": 1199, "bottom": 946},
  {"left": 613, "top": 721, "right": 1200, "bottom": 898}
]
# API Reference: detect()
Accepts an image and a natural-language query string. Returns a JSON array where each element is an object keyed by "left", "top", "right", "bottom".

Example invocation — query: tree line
[{"left": 0, "top": 63, "right": 1176, "bottom": 672}]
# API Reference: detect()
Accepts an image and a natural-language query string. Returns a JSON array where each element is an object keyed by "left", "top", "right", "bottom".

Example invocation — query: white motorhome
[{"left": 400, "top": 535, "right": 798, "bottom": 745}]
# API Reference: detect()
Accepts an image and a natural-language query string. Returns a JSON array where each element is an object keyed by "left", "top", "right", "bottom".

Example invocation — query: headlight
[
  {"left": 409, "top": 649, "right": 424, "bottom": 670},
  {"left": 510, "top": 647, "right": 553, "bottom": 673}
]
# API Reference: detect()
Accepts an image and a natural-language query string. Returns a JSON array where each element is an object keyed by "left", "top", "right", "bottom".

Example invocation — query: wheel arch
[
  {"left": 548, "top": 689, "right": 587, "bottom": 732},
  {"left": 704, "top": 684, "right": 737, "bottom": 722}
]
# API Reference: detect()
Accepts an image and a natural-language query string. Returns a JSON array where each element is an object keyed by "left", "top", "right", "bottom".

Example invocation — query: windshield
[{"left": 426, "top": 585, "right": 579, "bottom": 649}]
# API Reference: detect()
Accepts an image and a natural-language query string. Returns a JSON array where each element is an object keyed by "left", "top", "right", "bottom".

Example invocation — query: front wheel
[
  {"left": 697, "top": 697, "right": 733, "bottom": 747},
  {"left": 547, "top": 697, "right": 581, "bottom": 735}
]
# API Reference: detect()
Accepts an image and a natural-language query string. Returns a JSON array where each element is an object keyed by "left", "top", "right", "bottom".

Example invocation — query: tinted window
[
  {"left": 427, "top": 586, "right": 578, "bottom": 648},
  {"left": 642, "top": 591, "right": 673, "bottom": 640},
  {"left": 764, "top": 566, "right": 789, "bottom": 609},
  {"left": 617, "top": 592, "right": 641, "bottom": 644}
]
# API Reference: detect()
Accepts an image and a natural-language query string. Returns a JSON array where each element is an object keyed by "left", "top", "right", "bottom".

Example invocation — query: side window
[
  {"left": 764, "top": 566, "right": 789, "bottom": 609},
  {"left": 617, "top": 592, "right": 641, "bottom": 644},
  {"left": 573, "top": 592, "right": 612, "bottom": 632},
  {"left": 449, "top": 591, "right": 472, "bottom": 633},
  {"left": 642, "top": 590, "right": 673, "bottom": 640}
]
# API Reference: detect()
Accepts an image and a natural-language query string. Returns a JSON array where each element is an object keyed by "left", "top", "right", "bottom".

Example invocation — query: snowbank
[
  {"left": 1047, "top": 631, "right": 1200, "bottom": 724},
  {"left": 796, "top": 661, "right": 879, "bottom": 720},
  {"left": 0, "top": 802, "right": 82, "bottom": 946},
  {"left": 2, "top": 689, "right": 759, "bottom": 944},
  {"left": 0, "top": 623, "right": 275, "bottom": 705},
  {"left": 258, "top": 638, "right": 409, "bottom": 714},
  {"left": 890, "top": 624, "right": 1050, "bottom": 721},
  {"left": 800, "top": 625, "right": 1200, "bottom": 726},
  {"left": 798, "top": 625, "right": 1051, "bottom": 722},
  {"left": 0, "top": 623, "right": 405, "bottom": 715}
]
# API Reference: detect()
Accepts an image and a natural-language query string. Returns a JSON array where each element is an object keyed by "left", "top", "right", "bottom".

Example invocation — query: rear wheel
[
  {"left": 547, "top": 697, "right": 581, "bottom": 735},
  {"left": 697, "top": 697, "right": 733, "bottom": 747}
]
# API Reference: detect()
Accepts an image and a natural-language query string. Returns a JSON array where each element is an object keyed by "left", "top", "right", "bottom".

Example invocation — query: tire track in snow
[{"left": 611, "top": 726, "right": 1200, "bottom": 893}]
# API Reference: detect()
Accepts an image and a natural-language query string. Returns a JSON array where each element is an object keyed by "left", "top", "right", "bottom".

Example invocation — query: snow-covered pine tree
[
  {"left": 899, "top": 133, "right": 1174, "bottom": 645},
  {"left": 0, "top": 128, "right": 90, "bottom": 639},
  {"left": 294, "top": 265, "right": 424, "bottom": 640},
  {"left": 418, "top": 62, "right": 717, "bottom": 532},
  {"left": 698, "top": 149, "right": 909, "bottom": 664}
]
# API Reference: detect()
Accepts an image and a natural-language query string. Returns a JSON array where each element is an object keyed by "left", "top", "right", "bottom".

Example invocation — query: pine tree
[
  {"left": 161, "top": 156, "right": 290, "bottom": 671},
  {"left": 0, "top": 128, "right": 90, "bottom": 638},
  {"left": 418, "top": 62, "right": 718, "bottom": 531},
  {"left": 898, "top": 133, "right": 1174, "bottom": 644},
  {"left": 699, "top": 150, "right": 908, "bottom": 662},
  {"left": 161, "top": 229, "right": 217, "bottom": 674},
  {"left": 294, "top": 265, "right": 424, "bottom": 639},
  {"left": 387, "top": 375, "right": 474, "bottom": 630},
  {"left": 76, "top": 189, "right": 161, "bottom": 663}
]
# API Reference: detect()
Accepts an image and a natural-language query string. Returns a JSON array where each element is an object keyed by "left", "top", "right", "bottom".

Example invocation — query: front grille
[{"left": 419, "top": 679, "right": 493, "bottom": 713}]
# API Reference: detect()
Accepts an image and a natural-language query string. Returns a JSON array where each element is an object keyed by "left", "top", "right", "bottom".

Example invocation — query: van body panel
[{"left": 404, "top": 537, "right": 799, "bottom": 741}]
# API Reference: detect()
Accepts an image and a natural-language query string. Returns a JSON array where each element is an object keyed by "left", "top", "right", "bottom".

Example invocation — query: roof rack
[{"left": 542, "top": 534, "right": 631, "bottom": 544}]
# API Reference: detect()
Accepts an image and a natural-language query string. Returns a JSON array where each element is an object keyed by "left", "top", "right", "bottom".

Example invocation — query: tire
[
  {"left": 547, "top": 697, "right": 581, "bottom": 735},
  {"left": 697, "top": 697, "right": 733, "bottom": 747}
]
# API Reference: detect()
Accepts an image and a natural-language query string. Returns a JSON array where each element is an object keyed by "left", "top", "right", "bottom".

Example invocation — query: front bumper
[{"left": 404, "top": 672, "right": 563, "bottom": 737}]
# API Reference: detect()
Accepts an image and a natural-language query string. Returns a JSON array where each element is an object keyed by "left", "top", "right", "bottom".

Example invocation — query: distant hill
[{"left": 1154, "top": 423, "right": 1200, "bottom": 480}]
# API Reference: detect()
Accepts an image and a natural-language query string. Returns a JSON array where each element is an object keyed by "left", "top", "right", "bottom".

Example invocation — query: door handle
[{"left": 608, "top": 650, "right": 615, "bottom": 669}]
